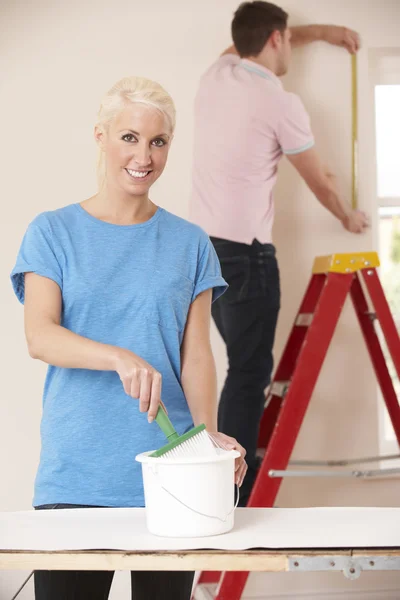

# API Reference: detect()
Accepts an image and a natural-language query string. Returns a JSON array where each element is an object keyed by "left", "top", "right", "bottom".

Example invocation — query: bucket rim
[{"left": 135, "top": 448, "right": 240, "bottom": 465}]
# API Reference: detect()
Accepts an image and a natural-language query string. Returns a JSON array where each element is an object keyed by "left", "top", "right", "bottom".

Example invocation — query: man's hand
[
  {"left": 342, "top": 210, "right": 369, "bottom": 233},
  {"left": 322, "top": 26, "right": 361, "bottom": 54}
]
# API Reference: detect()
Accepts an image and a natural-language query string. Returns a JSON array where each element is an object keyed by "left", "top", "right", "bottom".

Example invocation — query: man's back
[
  {"left": 189, "top": 0, "right": 367, "bottom": 514},
  {"left": 190, "top": 54, "right": 314, "bottom": 244}
]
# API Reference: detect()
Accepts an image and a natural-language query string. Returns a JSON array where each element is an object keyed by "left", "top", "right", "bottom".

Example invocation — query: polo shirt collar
[{"left": 240, "top": 59, "right": 282, "bottom": 88}]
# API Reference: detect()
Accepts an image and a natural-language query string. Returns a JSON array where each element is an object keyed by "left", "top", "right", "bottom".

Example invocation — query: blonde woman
[{"left": 11, "top": 76, "right": 247, "bottom": 600}]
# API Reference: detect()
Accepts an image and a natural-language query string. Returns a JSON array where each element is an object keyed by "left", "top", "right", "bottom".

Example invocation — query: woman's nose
[{"left": 132, "top": 143, "right": 151, "bottom": 167}]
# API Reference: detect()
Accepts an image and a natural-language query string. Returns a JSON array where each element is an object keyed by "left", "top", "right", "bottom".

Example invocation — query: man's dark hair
[{"left": 232, "top": 1, "right": 288, "bottom": 57}]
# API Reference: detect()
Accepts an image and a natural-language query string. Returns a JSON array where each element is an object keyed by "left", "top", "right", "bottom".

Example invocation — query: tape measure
[{"left": 351, "top": 54, "right": 358, "bottom": 209}]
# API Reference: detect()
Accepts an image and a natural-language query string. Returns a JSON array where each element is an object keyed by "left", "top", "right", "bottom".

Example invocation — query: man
[{"left": 190, "top": 1, "right": 369, "bottom": 506}]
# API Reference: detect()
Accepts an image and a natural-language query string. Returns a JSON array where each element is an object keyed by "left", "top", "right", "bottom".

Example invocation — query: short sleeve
[
  {"left": 278, "top": 92, "right": 315, "bottom": 155},
  {"left": 203, "top": 53, "right": 240, "bottom": 79},
  {"left": 216, "top": 53, "right": 241, "bottom": 66},
  {"left": 10, "top": 214, "right": 63, "bottom": 304},
  {"left": 192, "top": 236, "right": 228, "bottom": 304}
]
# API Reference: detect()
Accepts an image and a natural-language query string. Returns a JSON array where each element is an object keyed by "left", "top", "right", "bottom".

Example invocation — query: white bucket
[{"left": 136, "top": 448, "right": 240, "bottom": 537}]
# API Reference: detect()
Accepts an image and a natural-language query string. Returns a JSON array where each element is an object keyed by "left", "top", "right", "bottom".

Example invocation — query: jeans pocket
[
  {"left": 219, "top": 255, "right": 250, "bottom": 303},
  {"left": 258, "top": 256, "right": 281, "bottom": 308}
]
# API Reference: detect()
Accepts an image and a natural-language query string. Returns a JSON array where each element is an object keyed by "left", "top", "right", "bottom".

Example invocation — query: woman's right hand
[{"left": 113, "top": 348, "right": 162, "bottom": 423}]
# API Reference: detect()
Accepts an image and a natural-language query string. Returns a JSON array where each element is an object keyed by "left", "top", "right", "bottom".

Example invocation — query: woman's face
[{"left": 97, "top": 102, "right": 172, "bottom": 197}]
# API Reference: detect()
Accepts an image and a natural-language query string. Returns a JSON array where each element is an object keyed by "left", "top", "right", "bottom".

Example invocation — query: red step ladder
[{"left": 194, "top": 252, "right": 400, "bottom": 600}]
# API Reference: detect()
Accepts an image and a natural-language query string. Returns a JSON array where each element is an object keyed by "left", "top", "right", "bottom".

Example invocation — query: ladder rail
[
  {"left": 290, "top": 453, "right": 400, "bottom": 466},
  {"left": 251, "top": 272, "right": 354, "bottom": 507},
  {"left": 351, "top": 273, "right": 400, "bottom": 446},
  {"left": 362, "top": 268, "right": 400, "bottom": 381},
  {"left": 269, "top": 467, "right": 400, "bottom": 478},
  {"left": 257, "top": 274, "right": 327, "bottom": 450},
  {"left": 213, "top": 272, "right": 354, "bottom": 600}
]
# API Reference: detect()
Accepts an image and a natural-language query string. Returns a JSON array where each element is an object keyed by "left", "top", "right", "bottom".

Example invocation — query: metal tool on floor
[{"left": 193, "top": 251, "right": 400, "bottom": 600}]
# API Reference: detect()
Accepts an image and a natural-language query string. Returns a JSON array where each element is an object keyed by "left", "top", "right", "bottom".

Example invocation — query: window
[
  {"left": 370, "top": 50, "right": 400, "bottom": 455},
  {"left": 378, "top": 207, "right": 400, "bottom": 445},
  {"left": 375, "top": 85, "right": 400, "bottom": 199}
]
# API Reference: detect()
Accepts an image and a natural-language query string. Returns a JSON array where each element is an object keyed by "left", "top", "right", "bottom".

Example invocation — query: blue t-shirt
[{"left": 11, "top": 203, "right": 227, "bottom": 507}]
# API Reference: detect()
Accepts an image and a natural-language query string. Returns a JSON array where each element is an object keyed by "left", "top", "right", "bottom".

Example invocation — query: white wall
[{"left": 1, "top": 0, "right": 399, "bottom": 598}]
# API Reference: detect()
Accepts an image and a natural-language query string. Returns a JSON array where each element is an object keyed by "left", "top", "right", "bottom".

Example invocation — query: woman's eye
[
  {"left": 152, "top": 138, "right": 166, "bottom": 147},
  {"left": 122, "top": 134, "right": 136, "bottom": 142}
]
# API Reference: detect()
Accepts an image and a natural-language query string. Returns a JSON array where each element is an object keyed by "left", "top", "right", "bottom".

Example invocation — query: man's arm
[
  {"left": 287, "top": 147, "right": 369, "bottom": 234},
  {"left": 291, "top": 25, "right": 360, "bottom": 53},
  {"left": 221, "top": 24, "right": 360, "bottom": 56},
  {"left": 221, "top": 45, "right": 239, "bottom": 57}
]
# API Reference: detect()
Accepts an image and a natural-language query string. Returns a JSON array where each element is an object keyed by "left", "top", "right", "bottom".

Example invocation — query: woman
[{"left": 11, "top": 75, "right": 247, "bottom": 600}]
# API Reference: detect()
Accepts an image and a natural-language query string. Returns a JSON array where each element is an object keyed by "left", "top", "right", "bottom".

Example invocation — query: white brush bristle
[{"left": 161, "top": 430, "right": 217, "bottom": 459}]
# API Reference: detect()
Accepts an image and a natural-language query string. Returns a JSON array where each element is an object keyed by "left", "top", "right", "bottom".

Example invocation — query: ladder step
[
  {"left": 269, "top": 381, "right": 290, "bottom": 398},
  {"left": 295, "top": 313, "right": 314, "bottom": 327}
]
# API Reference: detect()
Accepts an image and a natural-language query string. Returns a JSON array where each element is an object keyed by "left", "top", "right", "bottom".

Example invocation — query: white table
[{"left": 1, "top": 507, "right": 399, "bottom": 580}]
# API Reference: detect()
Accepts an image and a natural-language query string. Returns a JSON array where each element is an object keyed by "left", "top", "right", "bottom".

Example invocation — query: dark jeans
[
  {"left": 34, "top": 504, "right": 194, "bottom": 600},
  {"left": 211, "top": 237, "right": 281, "bottom": 506}
]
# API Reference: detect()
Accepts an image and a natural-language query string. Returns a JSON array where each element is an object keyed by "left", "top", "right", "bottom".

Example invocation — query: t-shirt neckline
[
  {"left": 239, "top": 60, "right": 282, "bottom": 88},
  {"left": 73, "top": 203, "right": 163, "bottom": 230}
]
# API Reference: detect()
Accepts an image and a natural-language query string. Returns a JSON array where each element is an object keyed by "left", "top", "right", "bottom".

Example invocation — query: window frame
[{"left": 369, "top": 48, "right": 400, "bottom": 460}]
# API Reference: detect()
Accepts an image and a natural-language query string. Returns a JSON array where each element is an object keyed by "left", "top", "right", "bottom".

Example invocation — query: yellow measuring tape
[{"left": 351, "top": 54, "right": 358, "bottom": 209}]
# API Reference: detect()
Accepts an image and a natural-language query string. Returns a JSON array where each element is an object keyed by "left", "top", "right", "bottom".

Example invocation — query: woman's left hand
[{"left": 208, "top": 432, "right": 248, "bottom": 487}]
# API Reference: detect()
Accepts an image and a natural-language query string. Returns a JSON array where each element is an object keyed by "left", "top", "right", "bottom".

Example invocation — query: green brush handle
[{"left": 155, "top": 405, "right": 179, "bottom": 442}]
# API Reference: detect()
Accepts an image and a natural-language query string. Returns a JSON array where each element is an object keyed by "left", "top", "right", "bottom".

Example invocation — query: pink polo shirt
[{"left": 190, "top": 54, "right": 315, "bottom": 244}]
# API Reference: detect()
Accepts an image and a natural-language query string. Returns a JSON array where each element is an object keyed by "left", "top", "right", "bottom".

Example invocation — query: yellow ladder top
[{"left": 312, "top": 252, "right": 380, "bottom": 274}]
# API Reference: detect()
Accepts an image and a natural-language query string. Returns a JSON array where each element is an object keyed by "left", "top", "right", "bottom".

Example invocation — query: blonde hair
[{"left": 96, "top": 76, "right": 176, "bottom": 188}]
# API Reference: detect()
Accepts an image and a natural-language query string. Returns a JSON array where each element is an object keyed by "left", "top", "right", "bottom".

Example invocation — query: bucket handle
[{"left": 158, "top": 483, "right": 240, "bottom": 523}]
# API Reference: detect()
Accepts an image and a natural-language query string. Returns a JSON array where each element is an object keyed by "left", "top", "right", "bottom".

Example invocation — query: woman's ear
[{"left": 94, "top": 125, "right": 105, "bottom": 149}]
